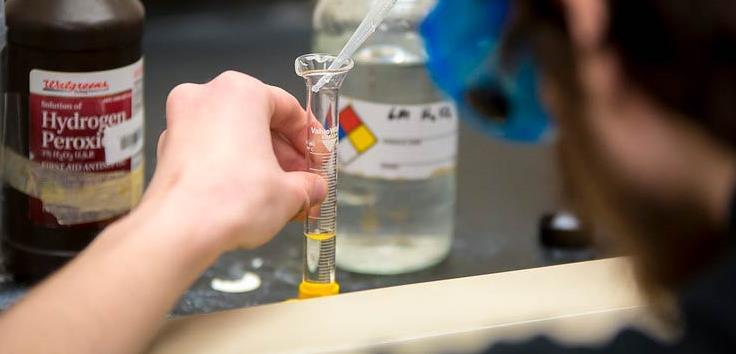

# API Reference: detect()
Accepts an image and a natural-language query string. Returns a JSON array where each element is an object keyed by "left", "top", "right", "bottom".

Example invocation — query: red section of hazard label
[{"left": 339, "top": 106, "right": 363, "bottom": 132}]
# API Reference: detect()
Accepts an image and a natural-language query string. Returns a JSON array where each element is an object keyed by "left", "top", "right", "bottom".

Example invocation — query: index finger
[{"left": 267, "top": 85, "right": 311, "bottom": 156}]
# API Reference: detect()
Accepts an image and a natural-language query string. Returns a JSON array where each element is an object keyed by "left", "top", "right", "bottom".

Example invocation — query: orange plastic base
[{"left": 298, "top": 281, "right": 340, "bottom": 299}]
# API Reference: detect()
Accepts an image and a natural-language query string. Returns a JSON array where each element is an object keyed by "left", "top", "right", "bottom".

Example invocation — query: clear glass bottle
[{"left": 313, "top": 0, "right": 457, "bottom": 274}]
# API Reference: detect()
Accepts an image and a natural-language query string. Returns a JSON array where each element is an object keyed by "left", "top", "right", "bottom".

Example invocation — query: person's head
[{"left": 504, "top": 0, "right": 736, "bottom": 301}]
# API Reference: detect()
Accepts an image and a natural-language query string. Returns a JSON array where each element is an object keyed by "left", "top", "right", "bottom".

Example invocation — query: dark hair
[
  {"left": 502, "top": 0, "right": 736, "bottom": 308},
  {"left": 608, "top": 0, "right": 736, "bottom": 146},
  {"left": 504, "top": 0, "right": 736, "bottom": 147}
]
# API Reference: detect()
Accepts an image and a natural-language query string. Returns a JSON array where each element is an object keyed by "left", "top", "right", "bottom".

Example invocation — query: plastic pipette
[{"left": 311, "top": 0, "right": 398, "bottom": 92}]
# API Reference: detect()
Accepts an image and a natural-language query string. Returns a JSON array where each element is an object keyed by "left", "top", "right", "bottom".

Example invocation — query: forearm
[
  {"left": 0, "top": 72, "right": 317, "bottom": 354},
  {"left": 0, "top": 198, "right": 225, "bottom": 354}
]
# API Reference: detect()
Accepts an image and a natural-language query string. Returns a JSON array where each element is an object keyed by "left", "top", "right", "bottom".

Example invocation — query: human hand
[{"left": 137, "top": 71, "right": 325, "bottom": 251}]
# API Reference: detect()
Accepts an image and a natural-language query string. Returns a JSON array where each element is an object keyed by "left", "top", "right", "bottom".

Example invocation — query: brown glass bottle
[{"left": 3, "top": 0, "right": 145, "bottom": 282}]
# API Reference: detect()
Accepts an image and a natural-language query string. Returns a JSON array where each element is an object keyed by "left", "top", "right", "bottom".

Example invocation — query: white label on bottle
[
  {"left": 29, "top": 59, "right": 145, "bottom": 171},
  {"left": 27, "top": 58, "right": 145, "bottom": 224},
  {"left": 102, "top": 111, "right": 144, "bottom": 165},
  {"left": 338, "top": 97, "right": 458, "bottom": 180}
]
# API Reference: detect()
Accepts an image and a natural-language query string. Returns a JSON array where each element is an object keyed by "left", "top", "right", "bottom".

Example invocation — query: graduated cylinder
[{"left": 295, "top": 54, "right": 353, "bottom": 297}]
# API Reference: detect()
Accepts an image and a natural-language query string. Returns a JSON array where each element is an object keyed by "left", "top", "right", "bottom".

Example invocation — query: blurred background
[{"left": 2, "top": 0, "right": 573, "bottom": 315}]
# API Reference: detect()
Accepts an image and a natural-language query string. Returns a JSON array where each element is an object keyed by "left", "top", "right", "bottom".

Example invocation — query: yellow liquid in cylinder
[
  {"left": 305, "top": 232, "right": 336, "bottom": 241},
  {"left": 300, "top": 231, "right": 339, "bottom": 299},
  {"left": 303, "top": 231, "right": 337, "bottom": 283}
]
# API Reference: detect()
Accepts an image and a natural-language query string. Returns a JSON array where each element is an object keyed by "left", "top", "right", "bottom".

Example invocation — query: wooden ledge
[{"left": 148, "top": 258, "right": 651, "bottom": 354}]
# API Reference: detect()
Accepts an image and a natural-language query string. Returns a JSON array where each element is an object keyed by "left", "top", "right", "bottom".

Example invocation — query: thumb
[{"left": 283, "top": 171, "right": 328, "bottom": 214}]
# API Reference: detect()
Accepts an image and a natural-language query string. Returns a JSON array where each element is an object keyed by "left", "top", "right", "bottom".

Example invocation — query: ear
[{"left": 560, "top": 0, "right": 608, "bottom": 51}]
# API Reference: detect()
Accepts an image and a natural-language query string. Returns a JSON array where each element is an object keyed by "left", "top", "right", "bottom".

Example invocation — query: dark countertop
[{"left": 0, "top": 1, "right": 591, "bottom": 315}]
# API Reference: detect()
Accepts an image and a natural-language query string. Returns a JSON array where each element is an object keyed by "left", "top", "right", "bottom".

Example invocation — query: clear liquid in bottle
[{"left": 314, "top": 0, "right": 457, "bottom": 274}]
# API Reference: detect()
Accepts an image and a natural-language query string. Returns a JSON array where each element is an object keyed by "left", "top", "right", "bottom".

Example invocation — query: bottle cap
[{"left": 539, "top": 212, "right": 594, "bottom": 249}]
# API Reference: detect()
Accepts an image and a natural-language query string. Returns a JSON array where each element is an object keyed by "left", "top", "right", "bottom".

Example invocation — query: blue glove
[{"left": 420, "top": 0, "right": 552, "bottom": 143}]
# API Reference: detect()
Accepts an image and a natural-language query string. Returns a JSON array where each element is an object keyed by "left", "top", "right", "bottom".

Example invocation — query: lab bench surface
[{"left": 0, "top": 1, "right": 588, "bottom": 315}]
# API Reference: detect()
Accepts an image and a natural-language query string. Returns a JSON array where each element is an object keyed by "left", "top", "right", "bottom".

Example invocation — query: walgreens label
[{"left": 28, "top": 59, "right": 144, "bottom": 222}]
